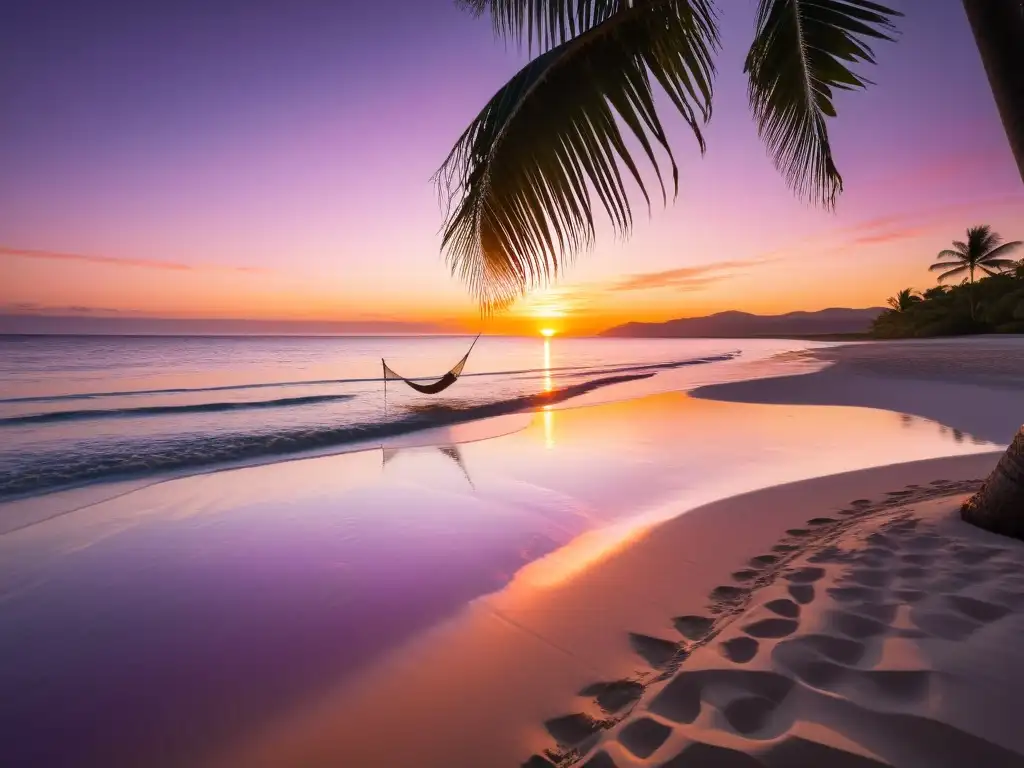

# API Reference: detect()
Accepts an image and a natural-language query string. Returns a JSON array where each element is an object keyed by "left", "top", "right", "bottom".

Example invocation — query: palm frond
[
  {"left": 744, "top": 0, "right": 900, "bottom": 208},
  {"left": 458, "top": 0, "right": 628, "bottom": 51},
  {"left": 950, "top": 240, "right": 968, "bottom": 255},
  {"left": 436, "top": 0, "right": 719, "bottom": 308},
  {"left": 935, "top": 265, "right": 967, "bottom": 283},
  {"left": 929, "top": 260, "right": 964, "bottom": 271},
  {"left": 982, "top": 240, "right": 1023, "bottom": 262}
]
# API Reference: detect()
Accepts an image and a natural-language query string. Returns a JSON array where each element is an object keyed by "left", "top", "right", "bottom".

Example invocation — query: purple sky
[{"left": 1, "top": 0, "right": 1021, "bottom": 334}]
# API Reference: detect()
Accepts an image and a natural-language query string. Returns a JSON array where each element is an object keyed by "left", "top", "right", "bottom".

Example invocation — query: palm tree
[
  {"left": 961, "top": 0, "right": 1024, "bottom": 185},
  {"left": 921, "top": 285, "right": 949, "bottom": 300},
  {"left": 929, "top": 225, "right": 1022, "bottom": 319},
  {"left": 439, "top": 0, "right": 901, "bottom": 309},
  {"left": 886, "top": 288, "right": 921, "bottom": 312}
]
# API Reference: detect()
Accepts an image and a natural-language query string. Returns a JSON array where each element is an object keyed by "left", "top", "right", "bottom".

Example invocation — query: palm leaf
[
  {"left": 929, "top": 260, "right": 964, "bottom": 271},
  {"left": 436, "top": 0, "right": 719, "bottom": 308},
  {"left": 457, "top": 0, "right": 628, "bottom": 51},
  {"left": 744, "top": 0, "right": 900, "bottom": 207},
  {"left": 982, "top": 240, "right": 1023, "bottom": 262},
  {"left": 935, "top": 265, "right": 968, "bottom": 283}
]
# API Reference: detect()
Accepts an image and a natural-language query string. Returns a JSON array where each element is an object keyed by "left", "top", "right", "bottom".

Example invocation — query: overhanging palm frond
[
  {"left": 457, "top": 0, "right": 629, "bottom": 51},
  {"left": 744, "top": 0, "right": 900, "bottom": 207},
  {"left": 436, "top": 1, "right": 718, "bottom": 309}
]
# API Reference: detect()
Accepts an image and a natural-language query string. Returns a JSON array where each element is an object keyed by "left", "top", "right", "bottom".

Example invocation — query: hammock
[{"left": 382, "top": 334, "right": 480, "bottom": 395}]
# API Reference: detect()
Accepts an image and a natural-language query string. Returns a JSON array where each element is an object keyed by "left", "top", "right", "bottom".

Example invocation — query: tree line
[{"left": 874, "top": 225, "right": 1023, "bottom": 338}]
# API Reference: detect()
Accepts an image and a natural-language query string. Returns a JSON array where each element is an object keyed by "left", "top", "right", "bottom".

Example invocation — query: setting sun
[{"left": 540, "top": 328, "right": 557, "bottom": 337}]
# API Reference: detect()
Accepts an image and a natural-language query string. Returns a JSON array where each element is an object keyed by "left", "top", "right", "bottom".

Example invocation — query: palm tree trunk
[
  {"left": 962, "top": 427, "right": 1024, "bottom": 538},
  {"left": 969, "top": 265, "right": 976, "bottom": 320},
  {"left": 961, "top": 0, "right": 1024, "bottom": 184}
]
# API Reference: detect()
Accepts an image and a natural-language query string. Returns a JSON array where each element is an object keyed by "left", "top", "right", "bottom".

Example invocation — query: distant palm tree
[
  {"left": 439, "top": 0, "right": 901, "bottom": 309},
  {"left": 921, "top": 285, "right": 949, "bottom": 300},
  {"left": 886, "top": 288, "right": 921, "bottom": 313},
  {"left": 929, "top": 225, "right": 1022, "bottom": 318}
]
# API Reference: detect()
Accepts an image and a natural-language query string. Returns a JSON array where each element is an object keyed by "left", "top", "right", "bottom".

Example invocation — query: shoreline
[{"left": 691, "top": 337, "right": 1024, "bottom": 445}]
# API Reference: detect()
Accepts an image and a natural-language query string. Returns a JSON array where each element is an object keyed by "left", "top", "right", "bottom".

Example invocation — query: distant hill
[{"left": 601, "top": 308, "right": 885, "bottom": 338}]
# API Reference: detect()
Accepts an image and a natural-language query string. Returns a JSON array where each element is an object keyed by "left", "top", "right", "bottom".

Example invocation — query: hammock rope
[{"left": 382, "top": 334, "right": 481, "bottom": 396}]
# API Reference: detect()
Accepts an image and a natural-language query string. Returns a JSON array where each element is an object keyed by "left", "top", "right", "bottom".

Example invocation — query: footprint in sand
[
  {"left": 749, "top": 553, "right": 779, "bottom": 568},
  {"left": 909, "top": 611, "right": 980, "bottom": 642},
  {"left": 829, "top": 610, "right": 889, "bottom": 639},
  {"left": 851, "top": 602, "right": 900, "bottom": 624},
  {"left": 543, "top": 713, "right": 606, "bottom": 748},
  {"left": 798, "top": 633, "right": 866, "bottom": 665},
  {"left": 649, "top": 670, "right": 792, "bottom": 726},
  {"left": 674, "top": 615, "right": 714, "bottom": 641},
  {"left": 743, "top": 618, "right": 799, "bottom": 639},
  {"left": 828, "top": 585, "right": 883, "bottom": 603},
  {"left": 579, "top": 680, "right": 644, "bottom": 714},
  {"left": 773, "top": 543, "right": 800, "bottom": 554},
  {"left": 785, "top": 566, "right": 826, "bottom": 584},
  {"left": 579, "top": 752, "right": 615, "bottom": 768},
  {"left": 628, "top": 633, "right": 680, "bottom": 670},
  {"left": 723, "top": 696, "right": 778, "bottom": 736},
  {"left": 660, "top": 741, "right": 763, "bottom": 767},
  {"left": 720, "top": 636, "right": 760, "bottom": 664},
  {"left": 786, "top": 528, "right": 813, "bottom": 538},
  {"left": 846, "top": 568, "right": 892, "bottom": 588},
  {"left": 788, "top": 584, "right": 815, "bottom": 604},
  {"left": 618, "top": 717, "right": 672, "bottom": 759},
  {"left": 809, "top": 546, "right": 849, "bottom": 564},
  {"left": 731, "top": 568, "right": 760, "bottom": 583},
  {"left": 955, "top": 547, "right": 1006, "bottom": 565},
  {"left": 944, "top": 595, "right": 1010, "bottom": 623},
  {"left": 765, "top": 598, "right": 801, "bottom": 619}
]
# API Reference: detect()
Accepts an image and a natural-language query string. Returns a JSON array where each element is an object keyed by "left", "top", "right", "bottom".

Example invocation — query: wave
[
  {"left": 0, "top": 393, "right": 356, "bottom": 427},
  {"left": 0, "top": 353, "right": 739, "bottom": 405},
  {"left": 0, "top": 372, "right": 654, "bottom": 501}
]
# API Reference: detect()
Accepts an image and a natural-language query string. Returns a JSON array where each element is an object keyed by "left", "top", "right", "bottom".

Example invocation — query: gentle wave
[
  {"left": 0, "top": 353, "right": 738, "bottom": 405},
  {"left": 0, "top": 393, "right": 356, "bottom": 427},
  {"left": 0, "top": 372, "right": 656, "bottom": 501}
]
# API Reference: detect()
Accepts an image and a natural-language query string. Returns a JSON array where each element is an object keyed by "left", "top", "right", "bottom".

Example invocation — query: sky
[{"left": 1, "top": 0, "right": 1022, "bottom": 335}]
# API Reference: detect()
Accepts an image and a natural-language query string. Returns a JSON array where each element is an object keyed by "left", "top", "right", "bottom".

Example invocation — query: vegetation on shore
[{"left": 874, "top": 226, "right": 1023, "bottom": 338}]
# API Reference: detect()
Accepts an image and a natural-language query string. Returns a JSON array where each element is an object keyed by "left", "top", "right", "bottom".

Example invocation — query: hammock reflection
[{"left": 380, "top": 444, "right": 476, "bottom": 490}]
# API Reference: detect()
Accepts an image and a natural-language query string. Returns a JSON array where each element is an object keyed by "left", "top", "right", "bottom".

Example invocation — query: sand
[
  {"left": 528, "top": 480, "right": 1024, "bottom": 768},
  {"left": 692, "top": 337, "right": 1024, "bottom": 444},
  {"left": 215, "top": 453, "right": 1022, "bottom": 768}
]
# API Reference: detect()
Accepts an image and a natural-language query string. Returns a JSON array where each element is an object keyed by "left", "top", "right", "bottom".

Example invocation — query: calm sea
[{"left": 0, "top": 334, "right": 823, "bottom": 500}]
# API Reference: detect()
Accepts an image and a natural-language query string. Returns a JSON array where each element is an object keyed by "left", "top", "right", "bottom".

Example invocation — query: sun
[{"left": 540, "top": 328, "right": 557, "bottom": 337}]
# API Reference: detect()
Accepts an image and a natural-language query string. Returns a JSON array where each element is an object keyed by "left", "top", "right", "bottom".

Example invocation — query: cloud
[
  {"left": 610, "top": 258, "right": 776, "bottom": 292},
  {"left": 0, "top": 246, "right": 269, "bottom": 274},
  {"left": 0, "top": 302, "right": 134, "bottom": 316},
  {"left": 847, "top": 227, "right": 928, "bottom": 247}
]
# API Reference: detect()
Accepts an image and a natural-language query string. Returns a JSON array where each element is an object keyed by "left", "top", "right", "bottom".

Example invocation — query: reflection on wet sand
[{"left": 382, "top": 444, "right": 476, "bottom": 490}]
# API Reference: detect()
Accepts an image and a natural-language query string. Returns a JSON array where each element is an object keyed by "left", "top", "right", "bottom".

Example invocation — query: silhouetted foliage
[{"left": 873, "top": 253, "right": 1024, "bottom": 339}]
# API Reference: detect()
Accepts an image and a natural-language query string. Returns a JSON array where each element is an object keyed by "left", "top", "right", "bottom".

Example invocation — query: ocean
[{"left": 0, "top": 334, "right": 822, "bottom": 500}]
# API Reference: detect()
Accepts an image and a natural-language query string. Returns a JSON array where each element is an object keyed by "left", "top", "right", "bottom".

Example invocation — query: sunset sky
[{"left": 2, "top": 0, "right": 1022, "bottom": 335}]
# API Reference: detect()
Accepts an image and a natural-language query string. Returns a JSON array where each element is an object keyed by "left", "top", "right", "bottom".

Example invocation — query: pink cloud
[
  {"left": 610, "top": 258, "right": 776, "bottom": 292},
  {"left": 0, "top": 246, "right": 268, "bottom": 274}
]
